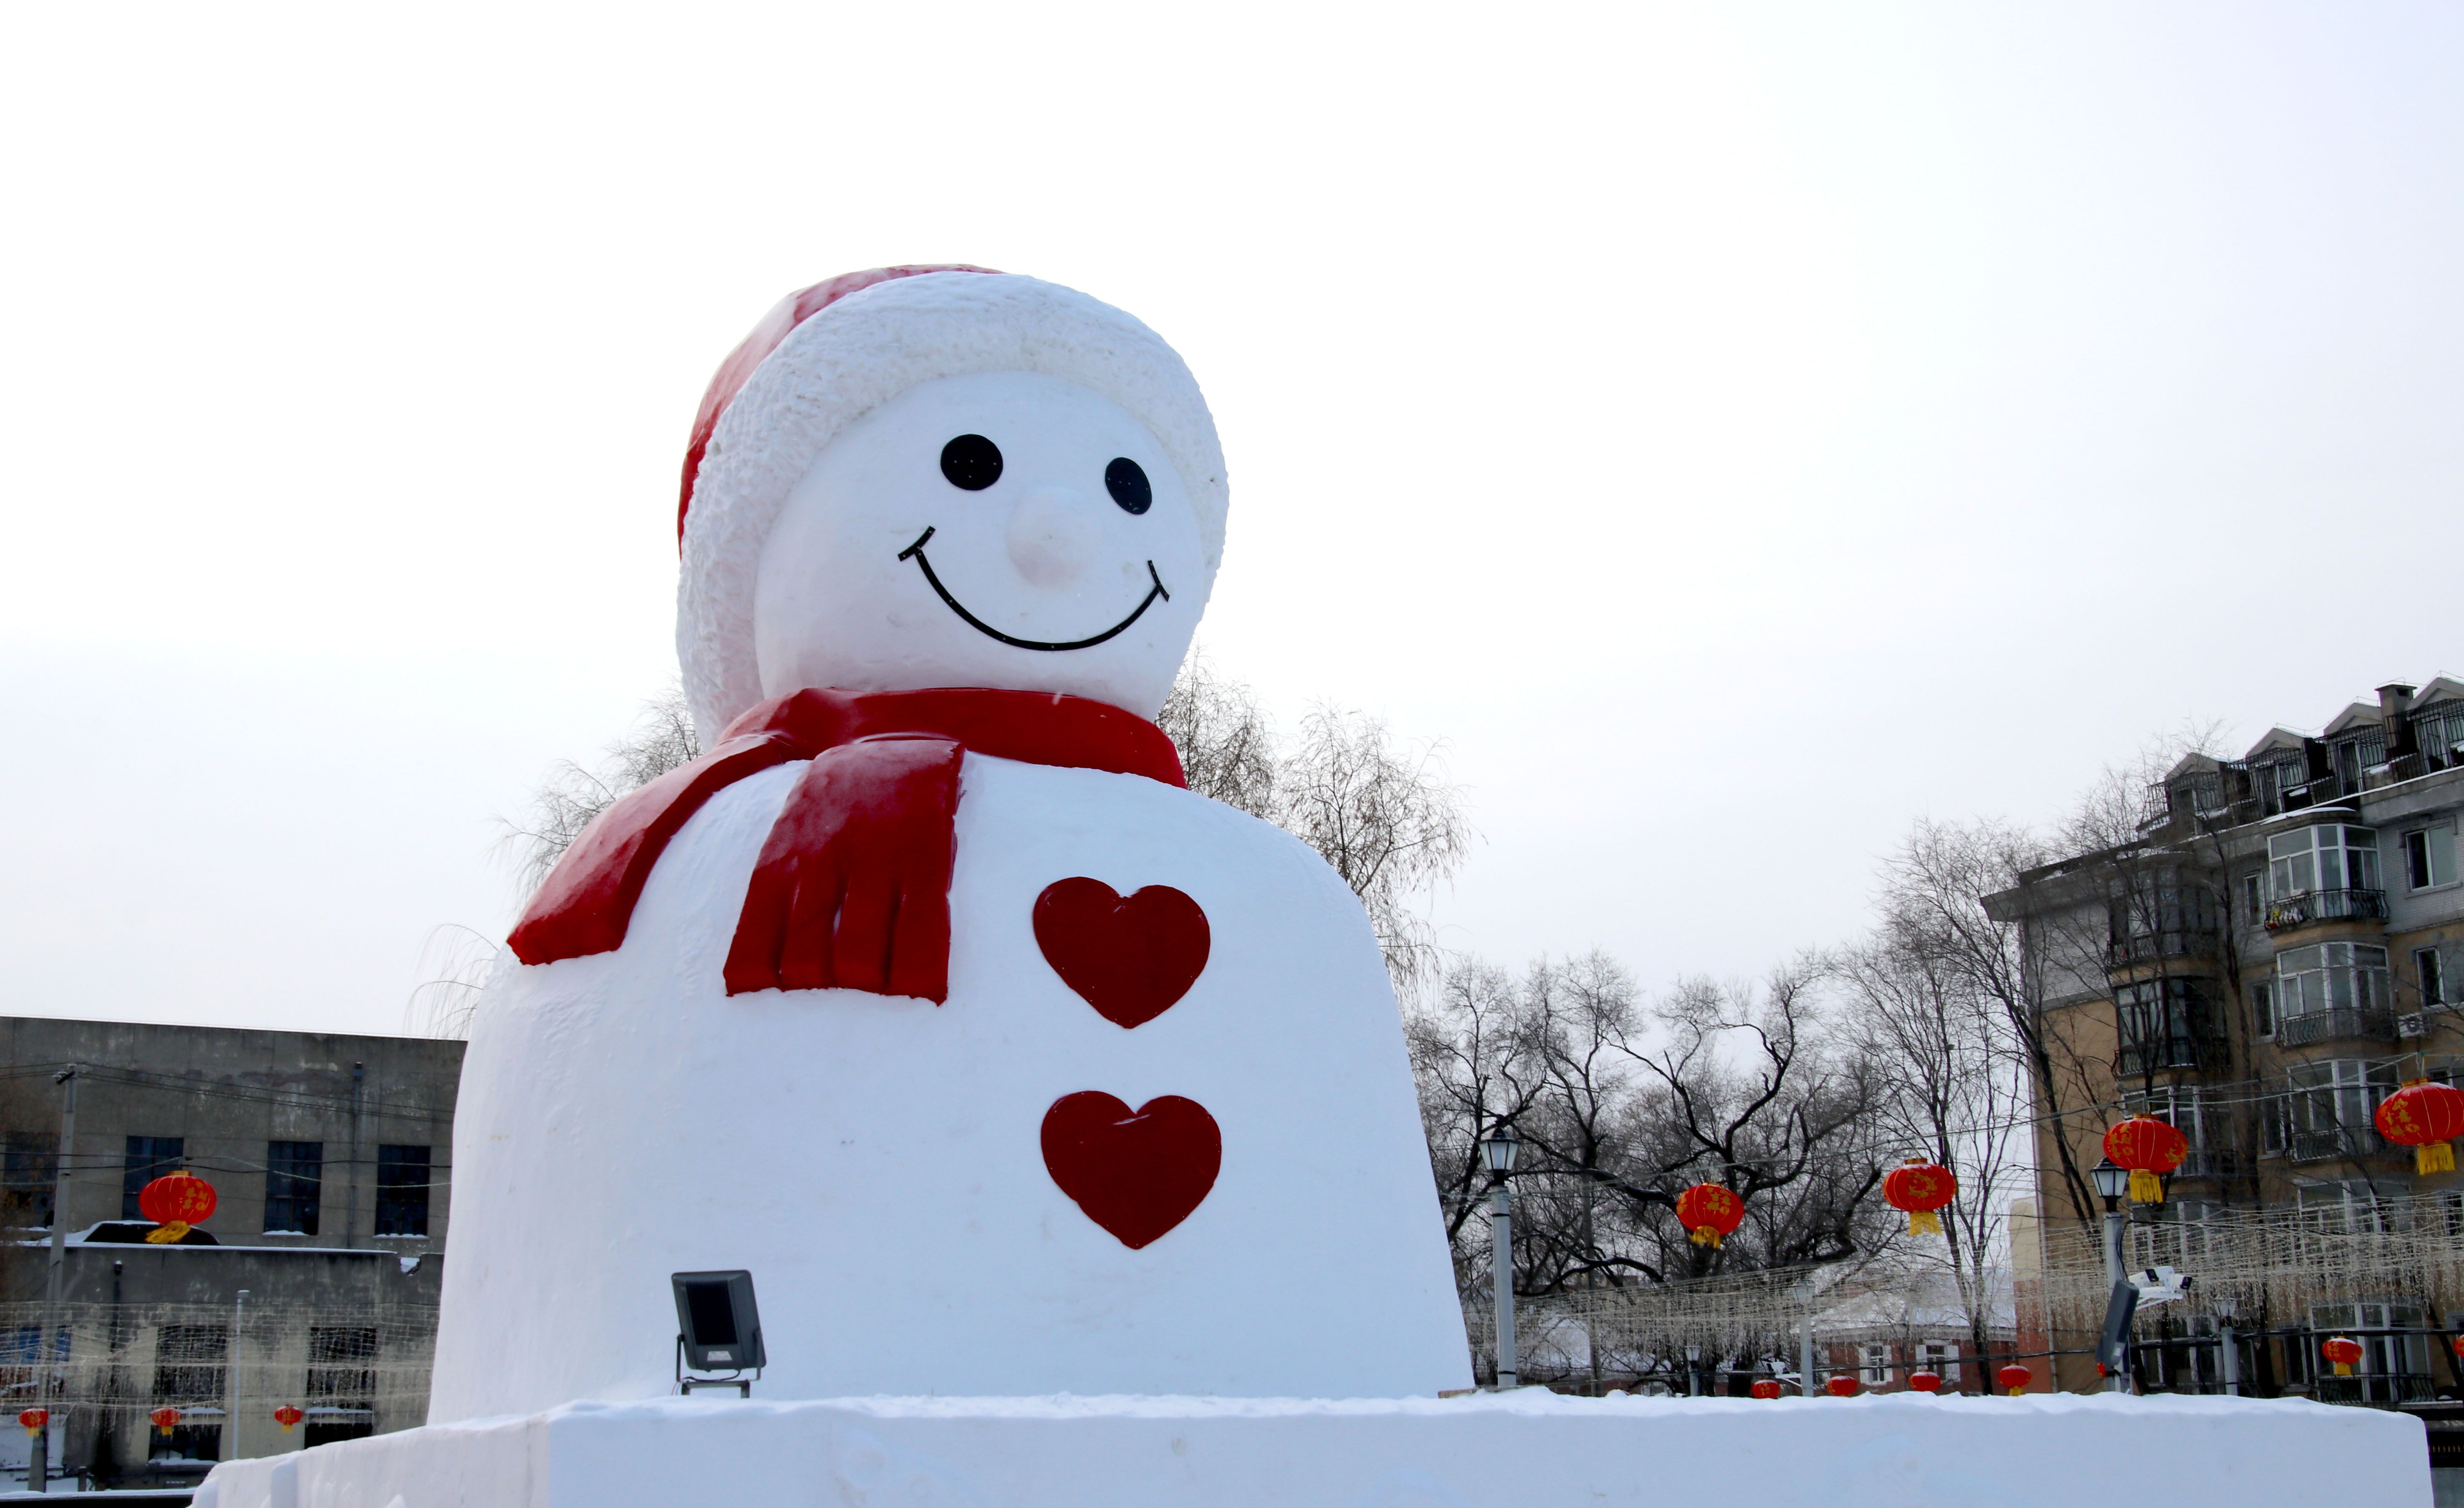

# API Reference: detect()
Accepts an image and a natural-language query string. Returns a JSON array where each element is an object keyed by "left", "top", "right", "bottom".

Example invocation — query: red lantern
[
  {"left": 274, "top": 1405, "right": 304, "bottom": 1431},
  {"left": 1907, "top": 1371, "right": 1942, "bottom": 1393},
  {"left": 17, "top": 1408, "right": 45, "bottom": 1435},
  {"left": 1675, "top": 1183, "right": 1744, "bottom": 1249},
  {"left": 138, "top": 1170, "right": 217, "bottom": 1244},
  {"left": 2321, "top": 1336, "right": 2364, "bottom": 1377},
  {"left": 1997, "top": 1363, "right": 2031, "bottom": 1396},
  {"left": 2375, "top": 1080, "right": 2464, "bottom": 1175},
  {"left": 2452, "top": 1335, "right": 2464, "bottom": 1362},
  {"left": 1883, "top": 1159, "right": 1958, "bottom": 1236},
  {"left": 150, "top": 1407, "right": 181, "bottom": 1434},
  {"left": 1750, "top": 1379, "right": 1783, "bottom": 1399},
  {"left": 1824, "top": 1375, "right": 1858, "bottom": 1397},
  {"left": 2102, "top": 1116, "right": 2188, "bottom": 1204}
]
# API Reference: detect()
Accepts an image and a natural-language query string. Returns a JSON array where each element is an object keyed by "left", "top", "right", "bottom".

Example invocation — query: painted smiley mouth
[{"left": 897, "top": 527, "right": 1171, "bottom": 652}]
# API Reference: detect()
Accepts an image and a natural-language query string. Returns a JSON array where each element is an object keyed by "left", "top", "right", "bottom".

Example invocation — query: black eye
[
  {"left": 1104, "top": 457, "right": 1152, "bottom": 515},
  {"left": 940, "top": 434, "right": 1002, "bottom": 491}
]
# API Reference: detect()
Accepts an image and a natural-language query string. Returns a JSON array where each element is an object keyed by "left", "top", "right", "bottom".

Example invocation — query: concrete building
[
  {"left": 1987, "top": 678, "right": 2464, "bottom": 1399},
  {"left": 0, "top": 1016, "right": 460, "bottom": 1490}
]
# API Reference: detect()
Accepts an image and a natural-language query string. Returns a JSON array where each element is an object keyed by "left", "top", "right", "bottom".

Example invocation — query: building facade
[
  {"left": 0, "top": 1016, "right": 460, "bottom": 1489},
  {"left": 1988, "top": 678, "right": 2464, "bottom": 1399}
]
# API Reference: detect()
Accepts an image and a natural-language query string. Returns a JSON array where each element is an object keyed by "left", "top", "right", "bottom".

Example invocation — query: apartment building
[
  {"left": 1986, "top": 679, "right": 2464, "bottom": 1400},
  {"left": 0, "top": 1017, "right": 461, "bottom": 1489}
]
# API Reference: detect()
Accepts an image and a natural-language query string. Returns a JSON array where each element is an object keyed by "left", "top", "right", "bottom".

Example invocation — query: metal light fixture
[
  {"left": 2090, "top": 1157, "right": 2129, "bottom": 1206},
  {"left": 1481, "top": 1124, "right": 1521, "bottom": 1176},
  {"left": 673, "top": 1270, "right": 765, "bottom": 1396},
  {"left": 1480, "top": 1124, "right": 1520, "bottom": 1389}
]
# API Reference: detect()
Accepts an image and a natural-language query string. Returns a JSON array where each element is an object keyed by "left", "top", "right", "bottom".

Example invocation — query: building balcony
[
  {"left": 2117, "top": 1035, "right": 2231, "bottom": 1078},
  {"left": 2265, "top": 889, "right": 2388, "bottom": 933},
  {"left": 2169, "top": 1148, "right": 2244, "bottom": 1181},
  {"left": 2108, "top": 931, "right": 2220, "bottom": 969},
  {"left": 2286, "top": 1127, "right": 2398, "bottom": 1166},
  {"left": 2275, "top": 1007, "right": 2398, "bottom": 1048}
]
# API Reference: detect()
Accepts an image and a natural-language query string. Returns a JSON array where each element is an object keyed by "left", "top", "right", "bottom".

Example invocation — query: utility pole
[
  {"left": 226, "top": 1289, "right": 248, "bottom": 1462},
  {"left": 1794, "top": 1276, "right": 1817, "bottom": 1396},
  {"left": 34, "top": 1065, "right": 77, "bottom": 1494},
  {"left": 345, "top": 1062, "right": 364, "bottom": 1246}
]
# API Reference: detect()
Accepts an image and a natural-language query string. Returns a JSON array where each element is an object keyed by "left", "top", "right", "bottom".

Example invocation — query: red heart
[
  {"left": 1032, "top": 878, "right": 1210, "bottom": 1028},
  {"left": 1040, "top": 1092, "right": 1221, "bottom": 1249}
]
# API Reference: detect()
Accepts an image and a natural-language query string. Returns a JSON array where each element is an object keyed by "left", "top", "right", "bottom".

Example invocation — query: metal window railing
[{"left": 2265, "top": 890, "right": 2390, "bottom": 932}]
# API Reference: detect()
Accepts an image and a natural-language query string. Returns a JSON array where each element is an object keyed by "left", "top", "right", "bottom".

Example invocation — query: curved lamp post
[
  {"left": 1482, "top": 1125, "right": 1521, "bottom": 1389},
  {"left": 2091, "top": 1158, "right": 2131, "bottom": 1393}
]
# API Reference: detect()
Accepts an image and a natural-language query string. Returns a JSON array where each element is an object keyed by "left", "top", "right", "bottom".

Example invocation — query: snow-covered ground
[{"left": 198, "top": 1389, "right": 2425, "bottom": 1508}]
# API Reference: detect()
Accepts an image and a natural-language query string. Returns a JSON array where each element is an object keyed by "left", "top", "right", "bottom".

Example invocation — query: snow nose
[{"left": 1005, "top": 486, "right": 1097, "bottom": 587}]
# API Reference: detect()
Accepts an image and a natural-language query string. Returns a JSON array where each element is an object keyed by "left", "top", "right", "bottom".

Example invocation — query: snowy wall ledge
[{"left": 197, "top": 1390, "right": 2427, "bottom": 1508}]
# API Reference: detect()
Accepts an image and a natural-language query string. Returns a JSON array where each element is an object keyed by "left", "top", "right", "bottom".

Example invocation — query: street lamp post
[
  {"left": 1793, "top": 1277, "right": 1817, "bottom": 1397},
  {"left": 2092, "top": 1158, "right": 2131, "bottom": 1394},
  {"left": 1482, "top": 1125, "right": 1520, "bottom": 1389},
  {"left": 2213, "top": 1294, "right": 2240, "bottom": 1396}
]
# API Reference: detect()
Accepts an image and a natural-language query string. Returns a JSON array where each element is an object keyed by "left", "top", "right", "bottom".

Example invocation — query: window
[
  {"left": 2295, "top": 1179, "right": 2395, "bottom": 1233},
  {"left": 2269, "top": 825, "right": 2380, "bottom": 899},
  {"left": 2115, "top": 979, "right": 2219, "bottom": 1072},
  {"left": 2418, "top": 948, "right": 2447, "bottom": 1009},
  {"left": 375, "top": 1145, "right": 430, "bottom": 1237},
  {"left": 2308, "top": 1301, "right": 2432, "bottom": 1403},
  {"left": 305, "top": 1324, "right": 377, "bottom": 1446},
  {"left": 2403, "top": 827, "right": 2456, "bottom": 891},
  {"left": 2283, "top": 1064, "right": 2398, "bottom": 1162},
  {"left": 2274, "top": 943, "right": 2392, "bottom": 1018},
  {"left": 264, "top": 1141, "right": 323, "bottom": 1235},
  {"left": 2131, "top": 1199, "right": 2221, "bottom": 1265},
  {"left": 1913, "top": 1341, "right": 1961, "bottom": 1384},
  {"left": 1859, "top": 1344, "right": 1891, "bottom": 1386},
  {"left": 150, "top": 1323, "right": 226, "bottom": 1405},
  {"left": 2415, "top": 703, "right": 2464, "bottom": 771},
  {"left": 2, "top": 1134, "right": 56, "bottom": 1229},
  {"left": 2240, "top": 873, "right": 2265, "bottom": 927},
  {"left": 2251, "top": 980, "right": 2276, "bottom": 1038},
  {"left": 122, "top": 1137, "right": 184, "bottom": 1220},
  {"left": 2332, "top": 734, "right": 2385, "bottom": 790}
]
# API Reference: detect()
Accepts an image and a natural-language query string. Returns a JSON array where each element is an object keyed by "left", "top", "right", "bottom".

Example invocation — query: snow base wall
[{"left": 195, "top": 1390, "right": 2427, "bottom": 1508}]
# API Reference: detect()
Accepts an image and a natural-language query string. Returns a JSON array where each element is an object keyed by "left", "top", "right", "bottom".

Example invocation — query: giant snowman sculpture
[
  {"left": 428, "top": 265, "right": 1472, "bottom": 1414},
  {"left": 200, "top": 269, "right": 2425, "bottom": 1508}
]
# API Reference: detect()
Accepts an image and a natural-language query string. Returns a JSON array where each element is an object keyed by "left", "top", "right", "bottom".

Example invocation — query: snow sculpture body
[{"left": 427, "top": 269, "right": 1472, "bottom": 1419}]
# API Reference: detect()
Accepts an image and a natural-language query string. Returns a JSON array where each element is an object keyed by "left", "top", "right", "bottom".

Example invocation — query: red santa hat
[{"left": 676, "top": 268, "right": 1229, "bottom": 739}]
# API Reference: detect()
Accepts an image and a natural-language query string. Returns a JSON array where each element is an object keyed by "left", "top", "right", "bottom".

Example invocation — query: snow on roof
[
  {"left": 2416, "top": 676, "right": 2464, "bottom": 708},
  {"left": 2162, "top": 751, "right": 2221, "bottom": 782},
  {"left": 2240, "top": 726, "right": 2308, "bottom": 761},
  {"left": 2321, "top": 701, "right": 2384, "bottom": 738},
  {"left": 1810, "top": 1267, "right": 2016, "bottom": 1334}
]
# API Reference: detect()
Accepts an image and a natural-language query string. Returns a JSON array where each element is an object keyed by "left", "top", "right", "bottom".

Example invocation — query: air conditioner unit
[{"left": 2398, "top": 1013, "right": 2429, "bottom": 1039}]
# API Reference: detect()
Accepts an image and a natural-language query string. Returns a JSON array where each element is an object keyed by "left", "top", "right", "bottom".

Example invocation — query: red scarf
[{"left": 508, "top": 687, "right": 1186, "bottom": 1002}]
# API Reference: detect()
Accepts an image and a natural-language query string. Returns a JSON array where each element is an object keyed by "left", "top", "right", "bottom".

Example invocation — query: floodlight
[{"left": 673, "top": 1270, "right": 765, "bottom": 1376}]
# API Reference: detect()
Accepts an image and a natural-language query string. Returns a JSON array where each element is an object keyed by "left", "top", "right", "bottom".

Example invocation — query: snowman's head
[{"left": 677, "top": 270, "right": 1227, "bottom": 742}]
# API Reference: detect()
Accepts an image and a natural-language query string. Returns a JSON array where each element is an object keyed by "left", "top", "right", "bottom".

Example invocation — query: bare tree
[
  {"left": 1271, "top": 705, "right": 1471, "bottom": 992},
  {"left": 1153, "top": 648, "right": 1277, "bottom": 820},
  {"left": 501, "top": 684, "right": 701, "bottom": 901},
  {"left": 1874, "top": 817, "right": 2108, "bottom": 1233},
  {"left": 1837, "top": 922, "right": 2031, "bottom": 1389},
  {"left": 1157, "top": 653, "right": 1474, "bottom": 990},
  {"left": 1410, "top": 951, "right": 1890, "bottom": 1302}
]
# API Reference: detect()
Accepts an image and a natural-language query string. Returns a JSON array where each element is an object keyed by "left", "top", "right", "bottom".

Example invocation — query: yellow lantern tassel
[
  {"left": 145, "top": 1220, "right": 190, "bottom": 1244},
  {"left": 2334, "top": 1362, "right": 2354, "bottom": 1376},
  {"left": 1909, "top": 1209, "right": 1942, "bottom": 1236},
  {"left": 2127, "top": 1169, "right": 2163, "bottom": 1204},
  {"left": 1691, "top": 1225, "right": 1723, "bottom": 1248},
  {"left": 2419, "top": 1142, "right": 2455, "bottom": 1176}
]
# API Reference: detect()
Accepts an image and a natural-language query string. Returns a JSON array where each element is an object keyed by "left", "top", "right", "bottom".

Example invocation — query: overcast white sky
[{"left": 2, "top": 5, "right": 2457, "bottom": 1037}]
